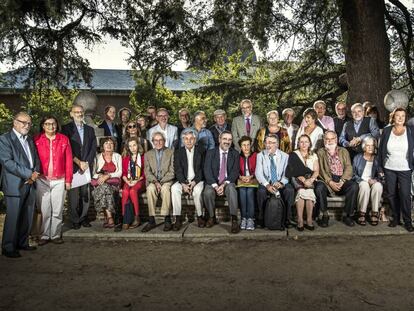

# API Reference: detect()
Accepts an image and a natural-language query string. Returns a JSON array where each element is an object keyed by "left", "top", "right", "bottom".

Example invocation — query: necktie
[
  {"left": 218, "top": 152, "right": 227, "bottom": 184},
  {"left": 21, "top": 136, "right": 33, "bottom": 168},
  {"left": 246, "top": 118, "right": 251, "bottom": 136},
  {"left": 270, "top": 154, "right": 277, "bottom": 183}
]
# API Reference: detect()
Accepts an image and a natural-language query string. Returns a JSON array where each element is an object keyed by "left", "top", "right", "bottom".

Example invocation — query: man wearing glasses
[
  {"left": 0, "top": 112, "right": 40, "bottom": 258},
  {"left": 62, "top": 104, "right": 97, "bottom": 230},
  {"left": 146, "top": 108, "right": 178, "bottom": 149}
]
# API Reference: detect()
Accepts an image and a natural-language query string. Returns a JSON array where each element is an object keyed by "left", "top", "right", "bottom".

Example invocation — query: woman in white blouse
[
  {"left": 295, "top": 108, "right": 324, "bottom": 151},
  {"left": 378, "top": 108, "right": 414, "bottom": 232},
  {"left": 352, "top": 137, "right": 383, "bottom": 226}
]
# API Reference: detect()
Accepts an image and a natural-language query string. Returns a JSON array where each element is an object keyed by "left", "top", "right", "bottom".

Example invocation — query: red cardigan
[
  {"left": 122, "top": 154, "right": 146, "bottom": 181},
  {"left": 34, "top": 132, "right": 73, "bottom": 183},
  {"left": 239, "top": 152, "right": 257, "bottom": 176}
]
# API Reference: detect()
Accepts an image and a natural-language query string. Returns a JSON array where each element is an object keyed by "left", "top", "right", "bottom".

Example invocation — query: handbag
[{"left": 91, "top": 177, "right": 121, "bottom": 187}]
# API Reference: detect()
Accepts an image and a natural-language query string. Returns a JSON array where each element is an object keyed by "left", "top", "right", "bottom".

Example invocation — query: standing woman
[
  {"left": 256, "top": 110, "right": 291, "bottom": 153},
  {"left": 237, "top": 136, "right": 258, "bottom": 230},
  {"left": 295, "top": 108, "right": 324, "bottom": 151},
  {"left": 378, "top": 107, "right": 414, "bottom": 232},
  {"left": 92, "top": 137, "right": 122, "bottom": 228},
  {"left": 286, "top": 134, "right": 319, "bottom": 231},
  {"left": 34, "top": 116, "right": 73, "bottom": 245},
  {"left": 121, "top": 137, "right": 146, "bottom": 229},
  {"left": 121, "top": 120, "right": 149, "bottom": 155}
]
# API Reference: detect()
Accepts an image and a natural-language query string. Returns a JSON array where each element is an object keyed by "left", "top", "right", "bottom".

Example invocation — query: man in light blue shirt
[{"left": 255, "top": 134, "right": 295, "bottom": 228}]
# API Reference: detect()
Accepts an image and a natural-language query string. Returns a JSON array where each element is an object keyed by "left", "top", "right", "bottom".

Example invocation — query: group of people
[{"left": 1, "top": 97, "right": 413, "bottom": 259}]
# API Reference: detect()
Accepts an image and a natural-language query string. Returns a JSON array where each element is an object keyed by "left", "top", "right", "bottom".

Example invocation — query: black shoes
[
  {"left": 304, "top": 224, "right": 315, "bottom": 231},
  {"left": 404, "top": 223, "right": 414, "bottom": 232},
  {"left": 173, "top": 217, "right": 182, "bottom": 231},
  {"left": 141, "top": 222, "right": 157, "bottom": 232},
  {"left": 343, "top": 216, "right": 355, "bottom": 227},
  {"left": 163, "top": 221, "right": 173, "bottom": 231},
  {"left": 296, "top": 225, "right": 304, "bottom": 232},
  {"left": 231, "top": 219, "right": 240, "bottom": 234},
  {"left": 81, "top": 221, "right": 92, "bottom": 228},
  {"left": 2, "top": 250, "right": 21, "bottom": 258},
  {"left": 19, "top": 245, "right": 37, "bottom": 251},
  {"left": 72, "top": 223, "right": 81, "bottom": 230},
  {"left": 318, "top": 215, "right": 329, "bottom": 228}
]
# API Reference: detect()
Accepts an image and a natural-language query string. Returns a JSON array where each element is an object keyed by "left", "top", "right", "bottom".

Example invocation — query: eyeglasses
[
  {"left": 16, "top": 119, "right": 32, "bottom": 127},
  {"left": 43, "top": 122, "right": 57, "bottom": 127},
  {"left": 128, "top": 124, "right": 137, "bottom": 129}
]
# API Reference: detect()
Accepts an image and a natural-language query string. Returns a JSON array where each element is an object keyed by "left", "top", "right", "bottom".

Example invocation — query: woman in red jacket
[
  {"left": 121, "top": 137, "right": 146, "bottom": 229},
  {"left": 237, "top": 136, "right": 258, "bottom": 231},
  {"left": 34, "top": 116, "right": 73, "bottom": 245}
]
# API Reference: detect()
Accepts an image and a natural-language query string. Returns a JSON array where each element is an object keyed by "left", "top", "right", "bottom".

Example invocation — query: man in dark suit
[
  {"left": 172, "top": 128, "right": 205, "bottom": 230},
  {"left": 0, "top": 112, "right": 40, "bottom": 258},
  {"left": 62, "top": 104, "right": 97, "bottom": 229},
  {"left": 203, "top": 130, "right": 240, "bottom": 233},
  {"left": 98, "top": 105, "right": 122, "bottom": 153}
]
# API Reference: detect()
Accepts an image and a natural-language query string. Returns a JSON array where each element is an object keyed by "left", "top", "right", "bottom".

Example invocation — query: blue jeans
[{"left": 238, "top": 187, "right": 256, "bottom": 219}]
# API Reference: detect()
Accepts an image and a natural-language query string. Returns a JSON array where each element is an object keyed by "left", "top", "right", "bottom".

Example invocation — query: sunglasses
[{"left": 128, "top": 124, "right": 137, "bottom": 129}]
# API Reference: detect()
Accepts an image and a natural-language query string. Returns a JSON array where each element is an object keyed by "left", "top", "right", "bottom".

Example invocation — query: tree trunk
[{"left": 339, "top": 0, "right": 391, "bottom": 121}]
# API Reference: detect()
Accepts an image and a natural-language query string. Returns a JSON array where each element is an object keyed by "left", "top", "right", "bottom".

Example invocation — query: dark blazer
[
  {"left": 377, "top": 125, "right": 414, "bottom": 170},
  {"left": 98, "top": 120, "right": 122, "bottom": 152},
  {"left": 0, "top": 130, "right": 40, "bottom": 196},
  {"left": 204, "top": 147, "right": 239, "bottom": 185},
  {"left": 174, "top": 146, "right": 204, "bottom": 184},
  {"left": 61, "top": 121, "right": 97, "bottom": 176}
]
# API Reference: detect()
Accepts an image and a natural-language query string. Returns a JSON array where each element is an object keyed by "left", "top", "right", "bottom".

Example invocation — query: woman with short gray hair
[{"left": 352, "top": 137, "right": 383, "bottom": 226}]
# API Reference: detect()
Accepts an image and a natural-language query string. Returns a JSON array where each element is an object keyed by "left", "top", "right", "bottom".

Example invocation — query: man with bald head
[{"left": 0, "top": 112, "right": 40, "bottom": 258}]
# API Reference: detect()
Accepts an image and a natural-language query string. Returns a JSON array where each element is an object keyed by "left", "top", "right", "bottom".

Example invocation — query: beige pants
[
  {"left": 36, "top": 178, "right": 66, "bottom": 240},
  {"left": 146, "top": 182, "right": 173, "bottom": 216},
  {"left": 171, "top": 181, "right": 204, "bottom": 217},
  {"left": 358, "top": 181, "right": 383, "bottom": 213}
]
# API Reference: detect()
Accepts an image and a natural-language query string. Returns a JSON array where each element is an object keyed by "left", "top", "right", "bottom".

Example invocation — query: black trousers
[
  {"left": 2, "top": 184, "right": 35, "bottom": 253},
  {"left": 384, "top": 169, "right": 412, "bottom": 224},
  {"left": 256, "top": 184, "right": 294, "bottom": 223},
  {"left": 314, "top": 180, "right": 358, "bottom": 217},
  {"left": 68, "top": 184, "right": 90, "bottom": 225}
]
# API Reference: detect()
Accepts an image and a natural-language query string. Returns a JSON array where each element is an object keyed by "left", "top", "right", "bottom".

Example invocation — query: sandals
[
  {"left": 357, "top": 212, "right": 366, "bottom": 226},
  {"left": 370, "top": 211, "right": 379, "bottom": 226},
  {"left": 104, "top": 217, "right": 115, "bottom": 229}
]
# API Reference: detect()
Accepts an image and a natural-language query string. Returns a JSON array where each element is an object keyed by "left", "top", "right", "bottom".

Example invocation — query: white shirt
[
  {"left": 186, "top": 147, "right": 195, "bottom": 182},
  {"left": 385, "top": 130, "right": 410, "bottom": 171},
  {"left": 361, "top": 161, "right": 373, "bottom": 181},
  {"left": 13, "top": 128, "right": 33, "bottom": 168}
]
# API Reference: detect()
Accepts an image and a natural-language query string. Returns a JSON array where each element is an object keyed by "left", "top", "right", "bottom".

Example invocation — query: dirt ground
[{"left": 1, "top": 235, "right": 414, "bottom": 311}]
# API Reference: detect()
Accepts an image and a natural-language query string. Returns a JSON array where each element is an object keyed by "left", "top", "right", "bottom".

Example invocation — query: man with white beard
[{"left": 315, "top": 130, "right": 359, "bottom": 227}]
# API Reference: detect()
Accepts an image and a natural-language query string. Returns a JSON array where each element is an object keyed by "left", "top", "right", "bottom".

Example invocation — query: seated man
[
  {"left": 172, "top": 128, "right": 205, "bottom": 230},
  {"left": 339, "top": 102, "right": 380, "bottom": 159},
  {"left": 203, "top": 131, "right": 240, "bottom": 233},
  {"left": 255, "top": 134, "right": 294, "bottom": 229},
  {"left": 142, "top": 131, "right": 175, "bottom": 232},
  {"left": 315, "top": 130, "right": 359, "bottom": 227}
]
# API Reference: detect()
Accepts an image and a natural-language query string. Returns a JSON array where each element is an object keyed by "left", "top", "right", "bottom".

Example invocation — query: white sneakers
[{"left": 241, "top": 218, "right": 255, "bottom": 231}]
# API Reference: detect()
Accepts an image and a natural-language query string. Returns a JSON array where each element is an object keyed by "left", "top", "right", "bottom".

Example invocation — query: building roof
[{"left": 0, "top": 69, "right": 203, "bottom": 94}]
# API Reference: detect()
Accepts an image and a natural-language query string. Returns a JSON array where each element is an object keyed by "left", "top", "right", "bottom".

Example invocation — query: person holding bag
[
  {"left": 91, "top": 137, "right": 122, "bottom": 228},
  {"left": 286, "top": 134, "right": 319, "bottom": 231}
]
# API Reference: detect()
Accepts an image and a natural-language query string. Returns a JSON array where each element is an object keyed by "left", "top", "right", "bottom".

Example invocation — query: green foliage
[
  {"left": 0, "top": 102, "right": 13, "bottom": 134},
  {"left": 22, "top": 84, "right": 79, "bottom": 133}
]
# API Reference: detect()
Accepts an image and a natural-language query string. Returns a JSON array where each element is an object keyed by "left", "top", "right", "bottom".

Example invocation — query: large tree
[{"left": 0, "top": 0, "right": 103, "bottom": 88}]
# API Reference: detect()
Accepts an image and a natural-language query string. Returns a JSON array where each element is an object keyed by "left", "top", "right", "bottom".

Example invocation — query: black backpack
[{"left": 264, "top": 194, "right": 285, "bottom": 230}]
